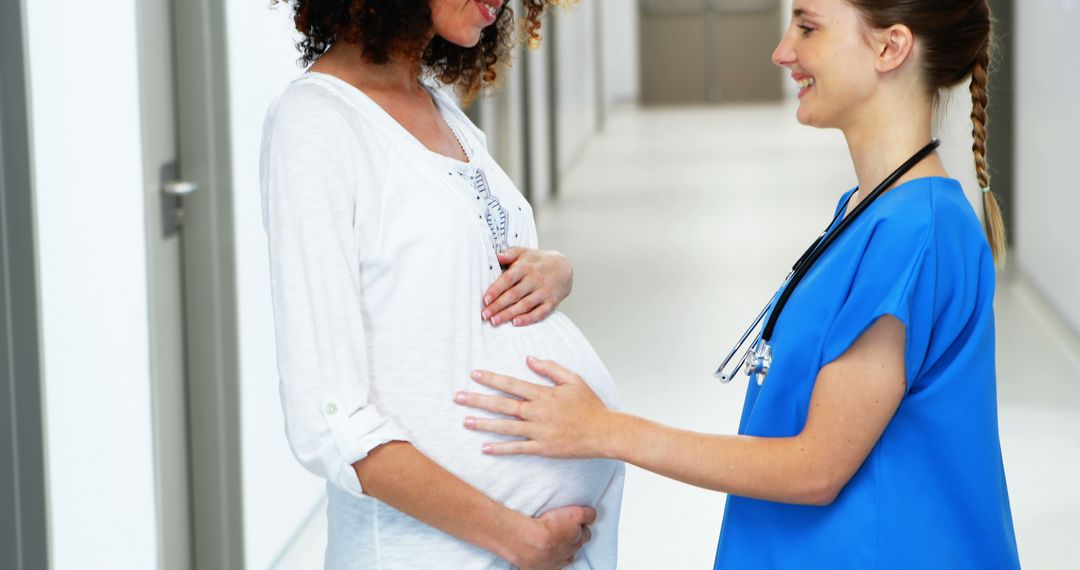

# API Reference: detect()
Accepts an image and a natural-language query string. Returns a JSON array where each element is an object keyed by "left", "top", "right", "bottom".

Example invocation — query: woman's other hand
[
  {"left": 507, "top": 505, "right": 596, "bottom": 570},
  {"left": 455, "top": 357, "right": 612, "bottom": 459},
  {"left": 482, "top": 248, "right": 572, "bottom": 327}
]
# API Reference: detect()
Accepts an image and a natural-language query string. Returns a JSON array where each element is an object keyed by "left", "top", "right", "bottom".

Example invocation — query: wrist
[
  {"left": 488, "top": 504, "right": 533, "bottom": 565},
  {"left": 552, "top": 251, "right": 573, "bottom": 294},
  {"left": 594, "top": 409, "right": 630, "bottom": 460}
]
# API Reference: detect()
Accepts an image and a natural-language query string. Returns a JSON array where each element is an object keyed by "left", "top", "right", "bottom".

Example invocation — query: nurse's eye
[{"left": 798, "top": 25, "right": 815, "bottom": 36}]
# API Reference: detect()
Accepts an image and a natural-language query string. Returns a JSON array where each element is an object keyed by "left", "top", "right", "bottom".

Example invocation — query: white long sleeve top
[{"left": 260, "top": 72, "right": 624, "bottom": 569}]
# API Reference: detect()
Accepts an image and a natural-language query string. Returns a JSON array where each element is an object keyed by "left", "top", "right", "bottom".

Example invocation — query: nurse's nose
[{"left": 772, "top": 27, "right": 797, "bottom": 68}]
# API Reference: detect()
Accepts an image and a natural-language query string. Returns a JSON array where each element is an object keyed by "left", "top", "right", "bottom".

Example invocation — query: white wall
[
  {"left": 934, "top": 85, "right": 984, "bottom": 211},
  {"left": 601, "top": 0, "right": 640, "bottom": 106},
  {"left": 481, "top": 1, "right": 633, "bottom": 203},
  {"left": 487, "top": 51, "right": 528, "bottom": 189},
  {"left": 221, "top": 3, "right": 328, "bottom": 569},
  {"left": 24, "top": 0, "right": 159, "bottom": 567},
  {"left": 1016, "top": 1, "right": 1080, "bottom": 334},
  {"left": 524, "top": 36, "right": 554, "bottom": 205},
  {"left": 554, "top": 4, "right": 601, "bottom": 176}
]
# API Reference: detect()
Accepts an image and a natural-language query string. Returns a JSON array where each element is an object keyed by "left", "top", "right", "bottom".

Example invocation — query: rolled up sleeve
[{"left": 261, "top": 95, "right": 410, "bottom": 497}]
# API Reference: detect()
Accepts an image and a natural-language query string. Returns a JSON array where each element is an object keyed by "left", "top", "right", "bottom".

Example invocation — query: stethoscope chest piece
[{"left": 742, "top": 339, "right": 773, "bottom": 386}]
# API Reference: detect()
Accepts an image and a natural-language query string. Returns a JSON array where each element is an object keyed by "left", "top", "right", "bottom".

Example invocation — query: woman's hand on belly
[
  {"left": 482, "top": 248, "right": 572, "bottom": 327},
  {"left": 510, "top": 505, "right": 596, "bottom": 570},
  {"left": 455, "top": 357, "right": 614, "bottom": 459}
]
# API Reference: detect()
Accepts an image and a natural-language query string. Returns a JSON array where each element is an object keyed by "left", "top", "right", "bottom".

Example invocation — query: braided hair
[{"left": 849, "top": 0, "right": 1005, "bottom": 264}]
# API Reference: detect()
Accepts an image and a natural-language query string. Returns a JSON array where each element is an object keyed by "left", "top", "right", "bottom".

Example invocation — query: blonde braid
[{"left": 970, "top": 42, "right": 1007, "bottom": 266}]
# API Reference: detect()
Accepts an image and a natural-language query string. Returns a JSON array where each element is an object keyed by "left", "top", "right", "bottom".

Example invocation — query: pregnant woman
[{"left": 260, "top": 1, "right": 623, "bottom": 568}]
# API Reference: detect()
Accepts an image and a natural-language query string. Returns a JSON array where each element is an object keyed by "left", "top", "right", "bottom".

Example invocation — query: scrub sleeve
[{"left": 820, "top": 213, "right": 935, "bottom": 390}]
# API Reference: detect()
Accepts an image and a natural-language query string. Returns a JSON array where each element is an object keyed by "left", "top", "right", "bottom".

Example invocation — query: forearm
[
  {"left": 353, "top": 442, "right": 527, "bottom": 562},
  {"left": 603, "top": 412, "right": 837, "bottom": 505}
]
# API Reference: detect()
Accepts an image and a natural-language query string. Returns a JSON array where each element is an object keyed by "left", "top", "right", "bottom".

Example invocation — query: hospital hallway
[
  {"left": 10, "top": 1, "right": 1080, "bottom": 567},
  {"left": 275, "top": 103, "right": 1080, "bottom": 569},
  {"left": 537, "top": 103, "right": 1080, "bottom": 569}
]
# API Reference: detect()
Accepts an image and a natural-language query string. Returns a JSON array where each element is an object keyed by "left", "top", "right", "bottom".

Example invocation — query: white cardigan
[{"left": 260, "top": 72, "right": 623, "bottom": 569}]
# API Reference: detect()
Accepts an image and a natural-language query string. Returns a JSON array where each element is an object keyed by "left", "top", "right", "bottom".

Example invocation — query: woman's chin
[{"left": 439, "top": 29, "right": 484, "bottom": 49}]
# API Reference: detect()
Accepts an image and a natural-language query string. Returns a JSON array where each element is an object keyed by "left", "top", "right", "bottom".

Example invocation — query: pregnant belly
[{"left": 373, "top": 311, "right": 620, "bottom": 515}]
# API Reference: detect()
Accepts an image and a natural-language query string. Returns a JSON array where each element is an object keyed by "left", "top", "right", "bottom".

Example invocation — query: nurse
[{"left": 455, "top": 0, "right": 1021, "bottom": 567}]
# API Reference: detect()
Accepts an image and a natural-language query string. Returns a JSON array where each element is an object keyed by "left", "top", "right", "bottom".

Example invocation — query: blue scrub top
[{"left": 714, "top": 177, "right": 1020, "bottom": 569}]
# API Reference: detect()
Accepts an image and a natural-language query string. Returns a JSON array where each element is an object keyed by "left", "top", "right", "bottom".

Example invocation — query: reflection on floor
[{"left": 273, "top": 104, "right": 1080, "bottom": 569}]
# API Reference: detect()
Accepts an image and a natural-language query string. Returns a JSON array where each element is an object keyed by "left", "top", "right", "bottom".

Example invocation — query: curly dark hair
[{"left": 276, "top": 0, "right": 564, "bottom": 101}]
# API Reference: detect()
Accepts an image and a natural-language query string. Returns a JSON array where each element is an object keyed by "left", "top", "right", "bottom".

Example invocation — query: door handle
[
  {"left": 160, "top": 176, "right": 199, "bottom": 236},
  {"left": 163, "top": 180, "right": 200, "bottom": 197}
]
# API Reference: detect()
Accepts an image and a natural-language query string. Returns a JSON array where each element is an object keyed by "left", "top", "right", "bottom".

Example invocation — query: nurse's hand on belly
[
  {"left": 455, "top": 356, "right": 613, "bottom": 459},
  {"left": 458, "top": 317, "right": 908, "bottom": 506},
  {"left": 482, "top": 248, "right": 573, "bottom": 327}
]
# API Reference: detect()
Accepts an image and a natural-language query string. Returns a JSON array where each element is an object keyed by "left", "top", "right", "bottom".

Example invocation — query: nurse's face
[
  {"left": 771, "top": 0, "right": 880, "bottom": 129},
  {"left": 430, "top": 0, "right": 505, "bottom": 47}
]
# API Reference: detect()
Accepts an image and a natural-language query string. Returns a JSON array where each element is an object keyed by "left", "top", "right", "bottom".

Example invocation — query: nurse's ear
[{"left": 869, "top": 24, "right": 915, "bottom": 75}]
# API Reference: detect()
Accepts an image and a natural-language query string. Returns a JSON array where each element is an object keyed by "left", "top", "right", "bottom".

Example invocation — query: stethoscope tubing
[
  {"left": 714, "top": 139, "right": 941, "bottom": 382},
  {"left": 715, "top": 303, "right": 769, "bottom": 382},
  {"left": 760, "top": 139, "right": 941, "bottom": 342}
]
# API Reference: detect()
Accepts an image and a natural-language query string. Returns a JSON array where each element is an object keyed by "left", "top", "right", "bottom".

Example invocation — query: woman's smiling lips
[{"left": 474, "top": 0, "right": 502, "bottom": 25}]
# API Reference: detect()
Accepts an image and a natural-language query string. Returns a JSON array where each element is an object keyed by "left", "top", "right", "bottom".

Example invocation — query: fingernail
[
  {"left": 482, "top": 444, "right": 493, "bottom": 454},
  {"left": 464, "top": 417, "right": 476, "bottom": 428},
  {"left": 455, "top": 392, "right": 467, "bottom": 403},
  {"left": 481, "top": 310, "right": 491, "bottom": 320},
  {"left": 483, "top": 295, "right": 492, "bottom": 305},
  {"left": 511, "top": 318, "right": 521, "bottom": 327},
  {"left": 526, "top": 356, "right": 537, "bottom": 364},
  {"left": 491, "top": 316, "right": 501, "bottom": 326},
  {"left": 470, "top": 370, "right": 482, "bottom": 381}
]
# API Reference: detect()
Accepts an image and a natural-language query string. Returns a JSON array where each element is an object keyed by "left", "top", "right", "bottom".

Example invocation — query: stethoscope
[{"left": 714, "top": 139, "right": 941, "bottom": 385}]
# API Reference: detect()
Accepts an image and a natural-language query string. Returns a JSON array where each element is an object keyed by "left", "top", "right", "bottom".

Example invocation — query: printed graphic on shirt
[{"left": 461, "top": 168, "right": 510, "bottom": 253}]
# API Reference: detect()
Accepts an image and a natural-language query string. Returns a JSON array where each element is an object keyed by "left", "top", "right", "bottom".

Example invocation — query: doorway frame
[
  {"left": 0, "top": 0, "right": 50, "bottom": 568},
  {"left": 156, "top": 0, "right": 245, "bottom": 567},
  {"left": 986, "top": 0, "right": 1015, "bottom": 248}
]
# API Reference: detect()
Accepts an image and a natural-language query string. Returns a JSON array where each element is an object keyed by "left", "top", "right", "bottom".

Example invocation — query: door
[
  {"left": 137, "top": 0, "right": 194, "bottom": 567},
  {"left": 705, "top": 0, "right": 783, "bottom": 102},
  {"left": 640, "top": 0, "right": 709, "bottom": 104},
  {"left": 1, "top": 0, "right": 49, "bottom": 567},
  {"left": 137, "top": 0, "right": 244, "bottom": 567},
  {"left": 640, "top": 0, "right": 782, "bottom": 104}
]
